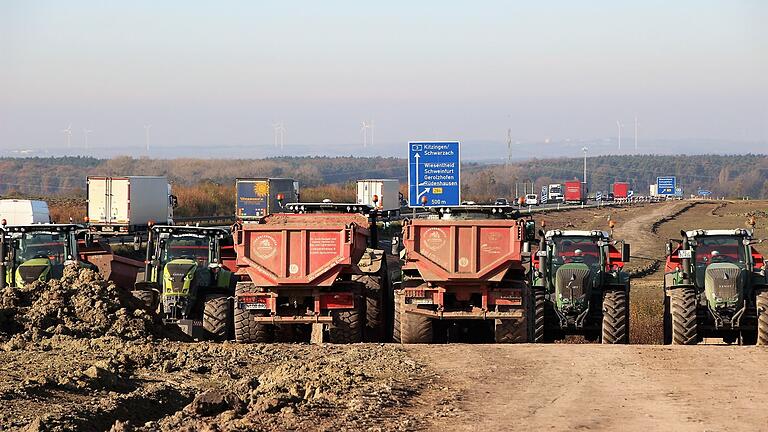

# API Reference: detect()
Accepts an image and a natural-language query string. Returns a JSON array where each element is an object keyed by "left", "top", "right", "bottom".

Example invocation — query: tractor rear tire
[
  {"left": 361, "top": 275, "right": 386, "bottom": 342},
  {"left": 533, "top": 289, "right": 546, "bottom": 343},
  {"left": 757, "top": 290, "right": 768, "bottom": 346},
  {"left": 663, "top": 295, "right": 672, "bottom": 345},
  {"left": 131, "top": 290, "right": 155, "bottom": 310},
  {"left": 495, "top": 318, "right": 527, "bottom": 343},
  {"left": 234, "top": 283, "right": 274, "bottom": 343},
  {"left": 671, "top": 288, "right": 698, "bottom": 345},
  {"left": 328, "top": 305, "right": 363, "bottom": 344},
  {"left": 601, "top": 290, "right": 629, "bottom": 344},
  {"left": 203, "top": 294, "right": 231, "bottom": 341}
]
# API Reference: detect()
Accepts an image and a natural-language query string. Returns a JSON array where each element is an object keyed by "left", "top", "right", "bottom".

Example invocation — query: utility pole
[
  {"left": 582, "top": 146, "right": 588, "bottom": 184},
  {"left": 634, "top": 116, "right": 638, "bottom": 152},
  {"left": 616, "top": 121, "right": 623, "bottom": 151},
  {"left": 506, "top": 128, "right": 512, "bottom": 169}
]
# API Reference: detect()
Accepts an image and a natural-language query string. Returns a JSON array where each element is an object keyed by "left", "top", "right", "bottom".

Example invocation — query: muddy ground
[{"left": 2, "top": 199, "right": 768, "bottom": 431}]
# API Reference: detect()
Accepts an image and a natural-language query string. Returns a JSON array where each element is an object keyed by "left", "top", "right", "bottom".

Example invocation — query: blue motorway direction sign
[
  {"left": 656, "top": 176, "right": 677, "bottom": 195},
  {"left": 408, "top": 141, "right": 460, "bottom": 207}
]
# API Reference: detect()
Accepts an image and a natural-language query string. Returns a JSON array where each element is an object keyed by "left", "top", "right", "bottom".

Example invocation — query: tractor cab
[
  {"left": 1, "top": 223, "right": 87, "bottom": 287},
  {"left": 137, "top": 225, "right": 234, "bottom": 330}
]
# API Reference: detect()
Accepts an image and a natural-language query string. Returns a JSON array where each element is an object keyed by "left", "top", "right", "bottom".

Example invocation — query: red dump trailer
[
  {"left": 397, "top": 206, "right": 534, "bottom": 343},
  {"left": 233, "top": 203, "right": 390, "bottom": 343},
  {"left": 564, "top": 181, "right": 588, "bottom": 204},
  {"left": 612, "top": 182, "right": 630, "bottom": 199}
]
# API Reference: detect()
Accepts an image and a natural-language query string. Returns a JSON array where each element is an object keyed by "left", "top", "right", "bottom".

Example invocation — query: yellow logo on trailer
[{"left": 254, "top": 182, "right": 269, "bottom": 195}]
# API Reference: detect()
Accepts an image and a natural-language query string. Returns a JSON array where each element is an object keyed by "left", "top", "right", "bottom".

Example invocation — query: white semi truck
[{"left": 87, "top": 176, "right": 176, "bottom": 234}]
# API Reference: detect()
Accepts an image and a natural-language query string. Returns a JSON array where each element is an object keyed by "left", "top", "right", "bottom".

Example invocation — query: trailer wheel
[
  {"left": 495, "top": 318, "right": 527, "bottom": 343},
  {"left": 670, "top": 287, "right": 697, "bottom": 345},
  {"left": 601, "top": 290, "right": 629, "bottom": 344},
  {"left": 393, "top": 290, "right": 402, "bottom": 343},
  {"left": 328, "top": 305, "right": 363, "bottom": 344},
  {"left": 397, "top": 293, "right": 432, "bottom": 344},
  {"left": 234, "top": 283, "right": 274, "bottom": 343},
  {"left": 757, "top": 290, "right": 768, "bottom": 346},
  {"left": 131, "top": 290, "right": 155, "bottom": 310},
  {"left": 533, "top": 289, "right": 546, "bottom": 343},
  {"left": 203, "top": 294, "right": 231, "bottom": 341}
]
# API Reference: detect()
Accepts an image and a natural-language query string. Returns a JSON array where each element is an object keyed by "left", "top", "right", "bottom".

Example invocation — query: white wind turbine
[
  {"left": 83, "top": 129, "right": 93, "bottom": 149},
  {"left": 361, "top": 120, "right": 374, "bottom": 148},
  {"left": 62, "top": 124, "right": 72, "bottom": 148},
  {"left": 273, "top": 122, "right": 285, "bottom": 150},
  {"left": 144, "top": 125, "right": 151, "bottom": 153},
  {"left": 616, "top": 120, "right": 623, "bottom": 151}
]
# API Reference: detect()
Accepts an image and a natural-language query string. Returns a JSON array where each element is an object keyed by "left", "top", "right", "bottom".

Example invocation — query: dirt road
[{"left": 412, "top": 344, "right": 768, "bottom": 432}]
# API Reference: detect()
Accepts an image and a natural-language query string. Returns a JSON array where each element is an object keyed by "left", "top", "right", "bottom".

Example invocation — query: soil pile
[{"left": 0, "top": 265, "right": 164, "bottom": 349}]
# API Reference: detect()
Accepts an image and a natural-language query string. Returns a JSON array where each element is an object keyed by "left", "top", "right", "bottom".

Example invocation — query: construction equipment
[
  {"left": 663, "top": 228, "right": 767, "bottom": 345},
  {"left": 0, "top": 223, "right": 94, "bottom": 288},
  {"left": 532, "top": 228, "right": 631, "bottom": 343},
  {"left": 396, "top": 205, "right": 535, "bottom": 343},
  {"left": 132, "top": 225, "right": 236, "bottom": 340},
  {"left": 232, "top": 202, "right": 392, "bottom": 343}
]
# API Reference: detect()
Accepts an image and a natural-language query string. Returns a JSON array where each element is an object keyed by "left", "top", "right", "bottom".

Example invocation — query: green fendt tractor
[
  {"left": 132, "top": 225, "right": 235, "bottom": 340},
  {"left": 663, "top": 228, "right": 767, "bottom": 345},
  {"left": 532, "top": 229, "right": 631, "bottom": 343},
  {"left": 0, "top": 224, "right": 92, "bottom": 288}
]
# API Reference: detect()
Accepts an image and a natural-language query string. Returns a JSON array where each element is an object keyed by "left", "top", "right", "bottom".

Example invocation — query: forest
[{"left": 1, "top": 154, "right": 766, "bottom": 219}]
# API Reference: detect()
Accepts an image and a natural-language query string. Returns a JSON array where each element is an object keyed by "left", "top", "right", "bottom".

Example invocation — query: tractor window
[
  {"left": 163, "top": 234, "right": 211, "bottom": 266},
  {"left": 551, "top": 236, "right": 601, "bottom": 269},
  {"left": 694, "top": 236, "right": 745, "bottom": 265},
  {"left": 16, "top": 232, "right": 67, "bottom": 264}
]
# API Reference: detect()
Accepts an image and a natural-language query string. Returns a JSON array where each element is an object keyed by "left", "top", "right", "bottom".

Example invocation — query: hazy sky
[{"left": 1, "top": 1, "right": 766, "bottom": 158}]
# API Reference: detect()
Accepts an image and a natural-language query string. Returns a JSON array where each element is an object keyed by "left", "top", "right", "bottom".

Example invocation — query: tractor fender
[{"left": 358, "top": 248, "right": 385, "bottom": 275}]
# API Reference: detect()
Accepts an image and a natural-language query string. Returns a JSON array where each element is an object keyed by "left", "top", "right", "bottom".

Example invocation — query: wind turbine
[
  {"left": 361, "top": 121, "right": 370, "bottom": 148},
  {"left": 144, "top": 125, "right": 152, "bottom": 153},
  {"left": 62, "top": 124, "right": 72, "bottom": 148},
  {"left": 83, "top": 129, "right": 93, "bottom": 149},
  {"left": 273, "top": 122, "right": 285, "bottom": 150},
  {"left": 616, "top": 120, "right": 623, "bottom": 151},
  {"left": 634, "top": 116, "right": 638, "bottom": 152}
]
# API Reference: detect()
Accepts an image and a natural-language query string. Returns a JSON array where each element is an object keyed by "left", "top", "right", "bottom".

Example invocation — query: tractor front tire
[
  {"left": 533, "top": 289, "right": 546, "bottom": 343},
  {"left": 663, "top": 295, "right": 672, "bottom": 345},
  {"left": 203, "top": 294, "right": 231, "bottom": 341},
  {"left": 602, "top": 290, "right": 629, "bottom": 344},
  {"left": 757, "top": 290, "right": 768, "bottom": 346},
  {"left": 671, "top": 288, "right": 698, "bottom": 345}
]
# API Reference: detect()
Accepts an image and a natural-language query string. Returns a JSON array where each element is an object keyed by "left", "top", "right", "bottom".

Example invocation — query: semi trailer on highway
[
  {"left": 564, "top": 181, "right": 588, "bottom": 205},
  {"left": 87, "top": 176, "right": 176, "bottom": 234},
  {"left": 236, "top": 178, "right": 299, "bottom": 220}
]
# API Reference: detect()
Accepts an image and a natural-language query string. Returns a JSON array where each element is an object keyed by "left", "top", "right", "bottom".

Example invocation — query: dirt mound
[{"left": 0, "top": 265, "right": 166, "bottom": 349}]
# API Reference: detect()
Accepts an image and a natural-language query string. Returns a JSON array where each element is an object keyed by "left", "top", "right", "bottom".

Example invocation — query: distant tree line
[{"left": 1, "top": 155, "right": 766, "bottom": 206}]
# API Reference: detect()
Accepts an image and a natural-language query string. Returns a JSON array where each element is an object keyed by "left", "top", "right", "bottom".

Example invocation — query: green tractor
[
  {"left": 532, "top": 229, "right": 631, "bottom": 343},
  {"left": 132, "top": 225, "right": 235, "bottom": 340},
  {"left": 0, "top": 224, "right": 92, "bottom": 288},
  {"left": 663, "top": 228, "right": 767, "bottom": 345}
]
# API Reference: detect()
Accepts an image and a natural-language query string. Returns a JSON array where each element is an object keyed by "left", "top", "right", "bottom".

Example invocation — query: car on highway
[
  {"left": 494, "top": 198, "right": 509, "bottom": 206},
  {"left": 525, "top": 194, "right": 539, "bottom": 206}
]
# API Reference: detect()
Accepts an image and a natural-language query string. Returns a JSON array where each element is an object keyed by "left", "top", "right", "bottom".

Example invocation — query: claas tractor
[
  {"left": 132, "top": 225, "right": 235, "bottom": 340},
  {"left": 397, "top": 205, "right": 536, "bottom": 343},
  {"left": 532, "top": 228, "right": 631, "bottom": 343},
  {"left": 663, "top": 228, "right": 767, "bottom": 345},
  {"left": 0, "top": 223, "right": 94, "bottom": 288},
  {"left": 232, "top": 202, "right": 392, "bottom": 344}
]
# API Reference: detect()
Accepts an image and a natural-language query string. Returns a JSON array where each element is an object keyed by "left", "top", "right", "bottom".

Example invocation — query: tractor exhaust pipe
[
  {"left": 0, "top": 232, "right": 6, "bottom": 289},
  {"left": 681, "top": 231, "right": 691, "bottom": 284},
  {"left": 538, "top": 231, "right": 547, "bottom": 289},
  {"left": 144, "top": 230, "right": 155, "bottom": 282}
]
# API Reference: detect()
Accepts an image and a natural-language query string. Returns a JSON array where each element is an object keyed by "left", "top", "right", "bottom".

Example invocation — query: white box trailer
[
  {"left": 87, "top": 176, "right": 174, "bottom": 234},
  {"left": 356, "top": 179, "right": 400, "bottom": 212},
  {"left": 0, "top": 199, "right": 51, "bottom": 225}
]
